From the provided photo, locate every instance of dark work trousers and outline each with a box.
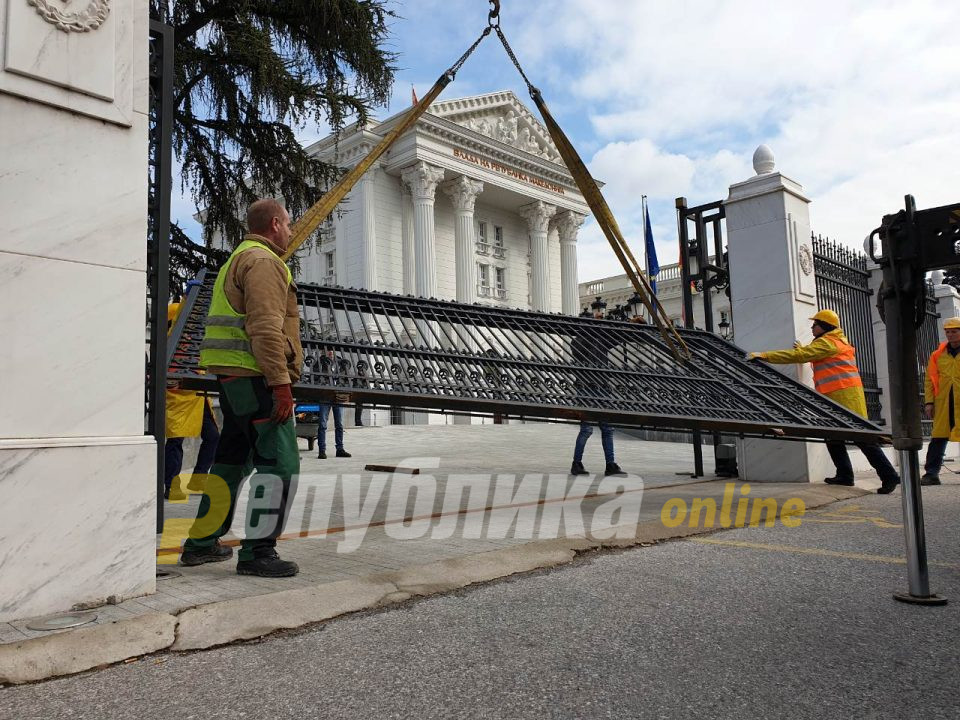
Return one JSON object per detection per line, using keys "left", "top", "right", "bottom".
{"left": 183, "top": 376, "right": 299, "bottom": 562}
{"left": 164, "top": 402, "right": 220, "bottom": 494}
{"left": 924, "top": 438, "right": 949, "bottom": 474}
{"left": 354, "top": 402, "right": 363, "bottom": 426}
{"left": 826, "top": 441, "right": 900, "bottom": 485}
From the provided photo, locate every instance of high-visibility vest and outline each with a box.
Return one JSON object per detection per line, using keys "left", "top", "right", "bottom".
{"left": 927, "top": 342, "right": 949, "bottom": 397}
{"left": 199, "top": 238, "right": 292, "bottom": 372}
{"left": 811, "top": 335, "right": 863, "bottom": 394}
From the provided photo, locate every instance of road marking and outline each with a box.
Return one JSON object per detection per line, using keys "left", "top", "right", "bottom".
{"left": 689, "top": 537, "right": 960, "bottom": 569}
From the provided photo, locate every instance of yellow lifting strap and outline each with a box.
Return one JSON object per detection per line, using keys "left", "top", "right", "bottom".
{"left": 281, "top": 6, "right": 690, "bottom": 361}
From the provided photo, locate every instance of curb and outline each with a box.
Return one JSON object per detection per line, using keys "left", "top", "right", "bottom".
{"left": 0, "top": 483, "right": 866, "bottom": 684}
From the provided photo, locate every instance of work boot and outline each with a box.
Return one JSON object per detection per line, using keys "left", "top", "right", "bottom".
{"left": 920, "top": 472, "right": 941, "bottom": 486}
{"left": 186, "top": 475, "right": 206, "bottom": 492}
{"left": 317, "top": 451, "right": 326, "bottom": 459}
{"left": 877, "top": 477, "right": 901, "bottom": 495}
{"left": 604, "top": 462, "right": 627, "bottom": 477}
{"left": 167, "top": 478, "right": 187, "bottom": 502}
{"left": 336, "top": 449, "right": 352, "bottom": 458}
{"left": 570, "top": 460, "right": 588, "bottom": 476}
{"left": 180, "top": 541, "right": 233, "bottom": 566}
{"left": 236, "top": 550, "right": 299, "bottom": 578}
{"left": 824, "top": 476, "right": 854, "bottom": 487}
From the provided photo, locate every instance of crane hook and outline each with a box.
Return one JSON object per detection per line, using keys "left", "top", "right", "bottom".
{"left": 488, "top": 0, "right": 501, "bottom": 27}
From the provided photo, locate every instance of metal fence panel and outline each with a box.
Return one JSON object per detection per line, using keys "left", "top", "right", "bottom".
{"left": 167, "top": 276, "right": 885, "bottom": 443}
{"left": 812, "top": 234, "right": 882, "bottom": 422}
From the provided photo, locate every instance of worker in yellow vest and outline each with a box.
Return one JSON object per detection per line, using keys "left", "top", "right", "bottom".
{"left": 164, "top": 302, "right": 219, "bottom": 501}
{"left": 920, "top": 316, "right": 960, "bottom": 486}
{"left": 748, "top": 309, "right": 900, "bottom": 494}
{"left": 180, "top": 198, "right": 304, "bottom": 578}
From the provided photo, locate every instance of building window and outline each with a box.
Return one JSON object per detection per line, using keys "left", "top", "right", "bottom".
{"left": 477, "top": 262, "right": 491, "bottom": 296}
{"left": 493, "top": 225, "right": 505, "bottom": 259}
{"left": 323, "top": 251, "right": 336, "bottom": 286}
{"left": 495, "top": 267, "right": 506, "bottom": 299}
{"left": 476, "top": 221, "right": 490, "bottom": 255}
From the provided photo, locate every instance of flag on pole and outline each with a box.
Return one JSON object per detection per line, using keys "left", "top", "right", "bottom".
{"left": 411, "top": 84, "right": 418, "bottom": 105}
{"left": 644, "top": 202, "right": 660, "bottom": 295}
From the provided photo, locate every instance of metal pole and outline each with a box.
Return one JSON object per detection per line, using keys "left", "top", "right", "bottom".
{"left": 880, "top": 195, "right": 945, "bottom": 605}
{"left": 676, "top": 197, "right": 703, "bottom": 477}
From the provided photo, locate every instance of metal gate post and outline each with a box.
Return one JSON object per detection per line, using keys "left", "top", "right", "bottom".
{"left": 878, "top": 195, "right": 946, "bottom": 605}
{"left": 148, "top": 20, "right": 174, "bottom": 534}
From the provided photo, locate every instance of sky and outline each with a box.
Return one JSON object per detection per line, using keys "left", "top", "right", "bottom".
{"left": 173, "top": 0, "right": 960, "bottom": 284}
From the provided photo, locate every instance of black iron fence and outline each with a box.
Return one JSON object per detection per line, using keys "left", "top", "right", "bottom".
{"left": 812, "top": 234, "right": 882, "bottom": 422}
{"left": 917, "top": 281, "right": 941, "bottom": 436}
{"left": 168, "top": 276, "right": 884, "bottom": 443}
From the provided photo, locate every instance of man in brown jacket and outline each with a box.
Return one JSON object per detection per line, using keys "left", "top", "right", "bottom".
{"left": 180, "top": 198, "right": 304, "bottom": 577}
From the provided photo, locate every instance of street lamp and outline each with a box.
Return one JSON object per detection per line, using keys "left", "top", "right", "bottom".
{"left": 590, "top": 295, "right": 607, "bottom": 317}
{"left": 627, "top": 291, "right": 645, "bottom": 321}
{"left": 718, "top": 310, "right": 732, "bottom": 340}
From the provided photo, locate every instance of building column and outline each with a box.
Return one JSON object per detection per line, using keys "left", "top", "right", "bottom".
{"left": 725, "top": 145, "right": 829, "bottom": 483}
{"left": 520, "top": 200, "right": 557, "bottom": 311}
{"left": 442, "top": 175, "right": 484, "bottom": 304}
{"left": 555, "top": 210, "right": 585, "bottom": 315}
{"left": 359, "top": 168, "right": 378, "bottom": 291}
{"left": 400, "top": 180, "right": 415, "bottom": 295}
{"left": 401, "top": 161, "right": 445, "bottom": 300}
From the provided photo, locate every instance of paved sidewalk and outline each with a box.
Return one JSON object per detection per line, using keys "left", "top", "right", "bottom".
{"left": 0, "top": 424, "right": 903, "bottom": 683}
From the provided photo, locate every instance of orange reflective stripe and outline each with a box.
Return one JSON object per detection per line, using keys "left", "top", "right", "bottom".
{"left": 811, "top": 336, "right": 862, "bottom": 395}
{"left": 927, "top": 342, "right": 948, "bottom": 397}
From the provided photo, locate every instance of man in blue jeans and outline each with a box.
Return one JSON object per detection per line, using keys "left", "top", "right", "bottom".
{"left": 569, "top": 299, "right": 627, "bottom": 477}
{"left": 317, "top": 400, "right": 351, "bottom": 459}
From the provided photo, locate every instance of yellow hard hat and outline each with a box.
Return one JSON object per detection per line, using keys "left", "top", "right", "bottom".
{"left": 810, "top": 309, "right": 840, "bottom": 327}
{"left": 943, "top": 317, "right": 960, "bottom": 330}
{"left": 167, "top": 302, "right": 182, "bottom": 324}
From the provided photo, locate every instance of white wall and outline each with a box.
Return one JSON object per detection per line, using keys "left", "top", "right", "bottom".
{"left": 0, "top": 0, "right": 155, "bottom": 622}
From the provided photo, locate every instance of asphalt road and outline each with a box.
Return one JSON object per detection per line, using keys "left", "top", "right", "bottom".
{"left": 3, "top": 486, "right": 959, "bottom": 720}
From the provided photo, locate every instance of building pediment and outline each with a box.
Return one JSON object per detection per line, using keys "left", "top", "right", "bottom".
{"left": 429, "top": 91, "right": 562, "bottom": 164}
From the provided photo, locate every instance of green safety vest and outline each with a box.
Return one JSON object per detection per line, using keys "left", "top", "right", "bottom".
{"left": 199, "top": 238, "right": 293, "bottom": 372}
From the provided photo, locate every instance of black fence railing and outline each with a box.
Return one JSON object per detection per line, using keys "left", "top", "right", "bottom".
{"left": 917, "top": 281, "right": 941, "bottom": 436}
{"left": 167, "top": 276, "right": 885, "bottom": 443}
{"left": 812, "top": 234, "right": 882, "bottom": 422}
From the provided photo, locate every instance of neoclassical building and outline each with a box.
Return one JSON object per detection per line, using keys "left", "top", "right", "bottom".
{"left": 294, "top": 91, "right": 591, "bottom": 314}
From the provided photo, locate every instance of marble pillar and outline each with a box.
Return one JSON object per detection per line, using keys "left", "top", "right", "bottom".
{"left": 400, "top": 181, "right": 415, "bottom": 295}
{"left": 359, "top": 169, "right": 378, "bottom": 291}
{"left": 0, "top": 0, "right": 155, "bottom": 622}
{"left": 442, "top": 176, "right": 484, "bottom": 304}
{"left": 401, "top": 161, "right": 445, "bottom": 300}
{"left": 520, "top": 200, "right": 557, "bottom": 312}
{"left": 555, "top": 211, "right": 585, "bottom": 315}
{"left": 725, "top": 145, "right": 829, "bottom": 482}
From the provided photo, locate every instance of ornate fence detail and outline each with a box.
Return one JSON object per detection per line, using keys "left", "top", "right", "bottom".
{"left": 917, "top": 281, "right": 941, "bottom": 436}
{"left": 812, "top": 234, "right": 882, "bottom": 422}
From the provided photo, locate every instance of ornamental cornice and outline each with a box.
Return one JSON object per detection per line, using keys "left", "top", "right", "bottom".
{"left": 519, "top": 200, "right": 558, "bottom": 234}
{"left": 441, "top": 176, "right": 484, "bottom": 213}
{"left": 400, "top": 161, "right": 445, "bottom": 201}
{"left": 554, "top": 210, "right": 586, "bottom": 243}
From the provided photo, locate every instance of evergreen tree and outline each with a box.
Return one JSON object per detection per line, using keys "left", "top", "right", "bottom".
{"left": 151, "top": 0, "right": 396, "bottom": 291}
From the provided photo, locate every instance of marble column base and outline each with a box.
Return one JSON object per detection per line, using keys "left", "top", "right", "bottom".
{"left": 0, "top": 438, "right": 156, "bottom": 623}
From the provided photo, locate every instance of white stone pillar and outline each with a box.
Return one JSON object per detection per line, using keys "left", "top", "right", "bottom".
{"left": 520, "top": 200, "right": 557, "bottom": 311}
{"left": 726, "top": 145, "right": 829, "bottom": 482}
{"left": 555, "top": 211, "right": 585, "bottom": 315}
{"left": 442, "top": 176, "right": 484, "bottom": 304}
{"left": 400, "top": 181, "right": 415, "bottom": 295}
{"left": 868, "top": 263, "right": 892, "bottom": 429}
{"left": 359, "top": 169, "right": 378, "bottom": 291}
{"left": 0, "top": 0, "right": 155, "bottom": 622}
{"left": 401, "top": 161, "right": 445, "bottom": 300}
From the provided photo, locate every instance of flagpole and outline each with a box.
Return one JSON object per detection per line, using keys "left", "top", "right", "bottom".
{"left": 642, "top": 194, "right": 650, "bottom": 320}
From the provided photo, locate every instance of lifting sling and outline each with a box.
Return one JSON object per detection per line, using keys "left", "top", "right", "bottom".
{"left": 282, "top": 1, "right": 690, "bottom": 361}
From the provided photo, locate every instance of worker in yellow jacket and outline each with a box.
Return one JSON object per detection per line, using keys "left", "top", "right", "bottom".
{"left": 165, "top": 302, "right": 220, "bottom": 501}
{"left": 920, "top": 316, "right": 960, "bottom": 486}
{"left": 748, "top": 309, "right": 900, "bottom": 494}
